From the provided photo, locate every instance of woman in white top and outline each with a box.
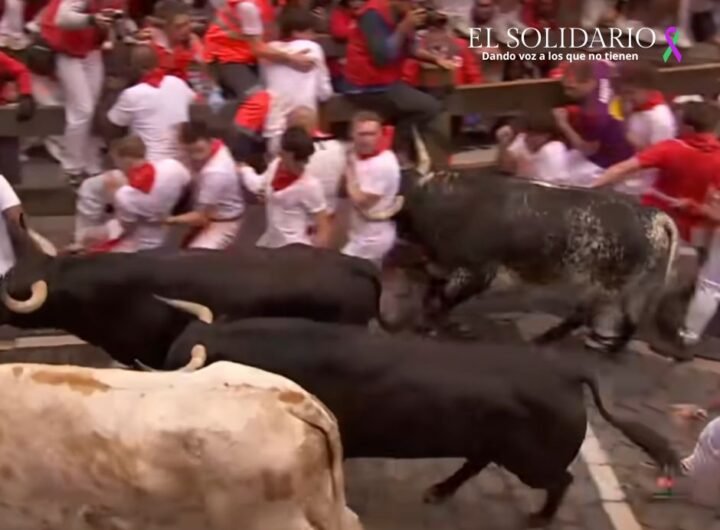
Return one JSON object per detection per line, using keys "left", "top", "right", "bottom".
{"left": 239, "top": 126, "right": 332, "bottom": 249}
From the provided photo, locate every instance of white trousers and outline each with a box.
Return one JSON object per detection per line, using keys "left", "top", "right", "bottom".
{"left": 56, "top": 51, "right": 104, "bottom": 175}
{"left": 342, "top": 225, "right": 396, "bottom": 267}
{"left": 681, "top": 417, "right": 720, "bottom": 507}
{"left": 682, "top": 229, "right": 720, "bottom": 343}
{"left": 74, "top": 171, "right": 126, "bottom": 245}
{"left": 186, "top": 220, "right": 242, "bottom": 250}
{"left": 0, "top": 0, "right": 24, "bottom": 37}
{"left": 29, "top": 73, "right": 67, "bottom": 167}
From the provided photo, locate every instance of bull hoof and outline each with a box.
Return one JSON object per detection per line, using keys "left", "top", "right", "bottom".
{"left": 422, "top": 485, "right": 449, "bottom": 504}
{"left": 526, "top": 513, "right": 551, "bottom": 528}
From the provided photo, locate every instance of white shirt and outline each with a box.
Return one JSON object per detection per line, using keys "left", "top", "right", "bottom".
{"left": 194, "top": 144, "right": 245, "bottom": 220}
{"left": 262, "top": 39, "right": 333, "bottom": 140}
{"left": 306, "top": 138, "right": 347, "bottom": 214}
{"left": 347, "top": 150, "right": 400, "bottom": 243}
{"left": 622, "top": 103, "right": 677, "bottom": 194}
{"left": 509, "top": 136, "right": 571, "bottom": 184}
{"left": 114, "top": 159, "right": 192, "bottom": 251}
{"left": 240, "top": 159, "right": 327, "bottom": 248}
{"left": 108, "top": 75, "right": 196, "bottom": 162}
{"left": 0, "top": 176, "right": 20, "bottom": 276}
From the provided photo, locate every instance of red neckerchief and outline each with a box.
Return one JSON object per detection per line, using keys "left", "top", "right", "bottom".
{"left": 201, "top": 139, "right": 224, "bottom": 168}
{"left": 356, "top": 125, "right": 394, "bottom": 160}
{"left": 634, "top": 90, "right": 665, "bottom": 112}
{"left": 271, "top": 162, "right": 302, "bottom": 192}
{"left": 127, "top": 162, "right": 156, "bottom": 194}
{"left": 140, "top": 68, "right": 166, "bottom": 88}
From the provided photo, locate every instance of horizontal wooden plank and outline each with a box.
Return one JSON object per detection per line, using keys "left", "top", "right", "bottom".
{"left": 0, "top": 105, "right": 65, "bottom": 136}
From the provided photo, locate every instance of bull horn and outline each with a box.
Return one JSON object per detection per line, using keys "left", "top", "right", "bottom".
{"left": 179, "top": 344, "right": 207, "bottom": 372}
{"left": 135, "top": 359, "right": 161, "bottom": 372}
{"left": 135, "top": 344, "right": 207, "bottom": 372}
{"left": 412, "top": 126, "right": 431, "bottom": 176}
{"left": 362, "top": 195, "right": 405, "bottom": 221}
{"left": 28, "top": 230, "right": 57, "bottom": 257}
{"left": 153, "top": 296, "right": 214, "bottom": 324}
{"left": 1, "top": 280, "right": 48, "bottom": 314}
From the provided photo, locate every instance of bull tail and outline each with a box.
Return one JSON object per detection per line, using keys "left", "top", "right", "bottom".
{"left": 657, "top": 212, "right": 679, "bottom": 288}
{"left": 579, "top": 374, "right": 681, "bottom": 474}
{"left": 283, "top": 394, "right": 355, "bottom": 528}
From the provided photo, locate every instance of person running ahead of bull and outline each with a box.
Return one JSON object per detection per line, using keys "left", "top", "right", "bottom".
{"left": 166, "top": 120, "right": 245, "bottom": 250}
{"left": 342, "top": 110, "right": 401, "bottom": 266}
{"left": 239, "top": 126, "right": 332, "bottom": 249}
{"left": 341, "top": 0, "right": 455, "bottom": 169}
{"left": 83, "top": 135, "right": 191, "bottom": 253}
{"left": 592, "top": 102, "right": 720, "bottom": 361}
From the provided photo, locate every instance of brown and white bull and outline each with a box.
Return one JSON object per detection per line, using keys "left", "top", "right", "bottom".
{"left": 0, "top": 361, "right": 362, "bottom": 530}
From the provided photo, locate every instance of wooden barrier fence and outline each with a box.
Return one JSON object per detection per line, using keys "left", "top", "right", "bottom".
{"left": 4, "top": 62, "right": 720, "bottom": 216}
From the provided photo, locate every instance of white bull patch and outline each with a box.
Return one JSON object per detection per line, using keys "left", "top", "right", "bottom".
{"left": 0, "top": 362, "right": 362, "bottom": 530}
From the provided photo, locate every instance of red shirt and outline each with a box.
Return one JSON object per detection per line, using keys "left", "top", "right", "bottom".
{"left": 638, "top": 134, "right": 720, "bottom": 241}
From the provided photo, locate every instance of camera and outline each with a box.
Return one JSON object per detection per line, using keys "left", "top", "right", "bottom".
{"left": 415, "top": 0, "right": 448, "bottom": 28}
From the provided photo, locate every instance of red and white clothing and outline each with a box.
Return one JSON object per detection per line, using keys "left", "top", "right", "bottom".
{"left": 240, "top": 158, "right": 327, "bottom": 248}
{"left": 146, "top": 27, "right": 204, "bottom": 82}
{"left": 620, "top": 91, "right": 676, "bottom": 195}
{"left": 203, "top": 0, "right": 264, "bottom": 65}
{"left": 342, "top": 149, "right": 401, "bottom": 265}
{"left": 638, "top": 133, "right": 720, "bottom": 243}
{"left": 107, "top": 71, "right": 196, "bottom": 162}
{"left": 261, "top": 38, "right": 333, "bottom": 147}
{"left": 185, "top": 140, "right": 244, "bottom": 250}
{"left": 42, "top": 0, "right": 107, "bottom": 176}
{"left": 97, "top": 159, "right": 191, "bottom": 253}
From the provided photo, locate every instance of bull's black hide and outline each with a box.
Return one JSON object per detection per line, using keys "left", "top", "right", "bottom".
{"left": 395, "top": 170, "right": 678, "bottom": 351}
{"left": 161, "top": 317, "right": 680, "bottom": 526}
{"left": 0, "top": 245, "right": 381, "bottom": 367}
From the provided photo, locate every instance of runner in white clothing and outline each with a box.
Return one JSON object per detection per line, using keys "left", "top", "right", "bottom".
{"left": 240, "top": 126, "right": 331, "bottom": 249}
{"left": 497, "top": 113, "right": 571, "bottom": 185}
{"left": 83, "top": 135, "right": 191, "bottom": 253}
{"left": 342, "top": 111, "right": 400, "bottom": 266}
{"left": 261, "top": 8, "right": 333, "bottom": 152}
{"left": 166, "top": 121, "right": 244, "bottom": 250}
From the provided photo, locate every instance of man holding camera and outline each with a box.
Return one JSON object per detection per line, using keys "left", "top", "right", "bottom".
{"left": 343, "top": 0, "right": 455, "bottom": 169}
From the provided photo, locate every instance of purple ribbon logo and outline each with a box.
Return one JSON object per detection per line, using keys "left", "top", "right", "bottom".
{"left": 663, "top": 26, "right": 682, "bottom": 63}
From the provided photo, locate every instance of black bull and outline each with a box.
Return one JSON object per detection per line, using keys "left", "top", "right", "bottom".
{"left": 153, "top": 315, "right": 680, "bottom": 527}
{"left": 388, "top": 166, "right": 679, "bottom": 351}
{"left": 0, "top": 244, "right": 381, "bottom": 367}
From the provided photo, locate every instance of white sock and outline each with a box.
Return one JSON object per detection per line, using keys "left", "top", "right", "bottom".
{"left": 681, "top": 282, "right": 720, "bottom": 343}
